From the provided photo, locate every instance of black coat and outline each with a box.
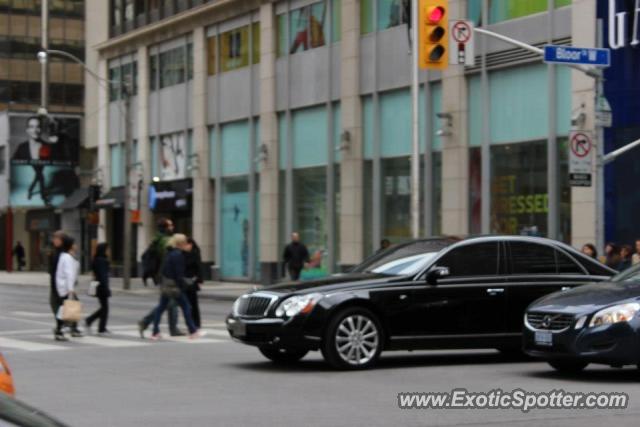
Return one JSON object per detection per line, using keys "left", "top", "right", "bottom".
{"left": 283, "top": 242, "right": 310, "bottom": 271}
{"left": 184, "top": 247, "right": 203, "bottom": 284}
{"left": 92, "top": 256, "right": 111, "bottom": 298}
{"left": 49, "top": 248, "right": 62, "bottom": 295}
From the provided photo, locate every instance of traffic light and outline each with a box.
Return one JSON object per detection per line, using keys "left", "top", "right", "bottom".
{"left": 419, "top": 0, "right": 449, "bottom": 70}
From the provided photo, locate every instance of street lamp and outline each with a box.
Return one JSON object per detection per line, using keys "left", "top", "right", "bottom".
{"left": 37, "top": 49, "right": 135, "bottom": 290}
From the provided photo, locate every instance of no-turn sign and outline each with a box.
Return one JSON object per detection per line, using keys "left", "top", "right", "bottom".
{"left": 449, "top": 20, "right": 475, "bottom": 66}
{"left": 569, "top": 131, "right": 593, "bottom": 187}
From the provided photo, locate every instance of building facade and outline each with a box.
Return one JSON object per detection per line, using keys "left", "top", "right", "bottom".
{"left": 85, "top": 0, "right": 613, "bottom": 284}
{"left": 0, "top": 0, "right": 87, "bottom": 271}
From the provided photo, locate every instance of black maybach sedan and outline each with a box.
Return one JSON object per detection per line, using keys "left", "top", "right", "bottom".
{"left": 524, "top": 265, "right": 640, "bottom": 373}
{"left": 227, "top": 236, "right": 615, "bottom": 369}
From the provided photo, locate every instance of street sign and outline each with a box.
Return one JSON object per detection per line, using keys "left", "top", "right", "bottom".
{"left": 595, "top": 95, "right": 613, "bottom": 127}
{"left": 544, "top": 45, "right": 610, "bottom": 67}
{"left": 449, "top": 20, "right": 475, "bottom": 66}
{"left": 569, "top": 131, "right": 593, "bottom": 187}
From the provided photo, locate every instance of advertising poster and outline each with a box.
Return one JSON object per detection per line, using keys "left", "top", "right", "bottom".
{"left": 159, "top": 132, "right": 187, "bottom": 181}
{"left": 9, "top": 115, "right": 80, "bottom": 207}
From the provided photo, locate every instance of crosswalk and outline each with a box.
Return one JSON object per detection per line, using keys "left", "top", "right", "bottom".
{"left": 0, "top": 323, "right": 232, "bottom": 353}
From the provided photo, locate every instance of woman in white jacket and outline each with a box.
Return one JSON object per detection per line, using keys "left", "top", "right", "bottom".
{"left": 54, "top": 236, "right": 82, "bottom": 340}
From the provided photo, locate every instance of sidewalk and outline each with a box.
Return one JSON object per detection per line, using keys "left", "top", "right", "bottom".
{"left": 0, "top": 271, "right": 257, "bottom": 302}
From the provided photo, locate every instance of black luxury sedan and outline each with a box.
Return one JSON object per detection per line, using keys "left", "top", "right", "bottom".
{"left": 227, "top": 236, "right": 615, "bottom": 369}
{"left": 524, "top": 264, "right": 640, "bottom": 373}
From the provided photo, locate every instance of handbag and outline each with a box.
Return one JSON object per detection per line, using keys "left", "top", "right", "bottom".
{"left": 88, "top": 281, "right": 100, "bottom": 297}
{"left": 160, "top": 278, "right": 181, "bottom": 299}
{"left": 60, "top": 298, "right": 83, "bottom": 323}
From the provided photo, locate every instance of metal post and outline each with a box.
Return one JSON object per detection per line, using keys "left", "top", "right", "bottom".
{"left": 122, "top": 81, "right": 133, "bottom": 290}
{"left": 410, "top": 0, "right": 420, "bottom": 239}
{"left": 547, "top": 0, "right": 558, "bottom": 240}
{"left": 423, "top": 75, "right": 433, "bottom": 237}
{"left": 480, "top": 0, "right": 490, "bottom": 234}
{"left": 40, "top": 0, "right": 49, "bottom": 112}
{"left": 595, "top": 19, "right": 605, "bottom": 254}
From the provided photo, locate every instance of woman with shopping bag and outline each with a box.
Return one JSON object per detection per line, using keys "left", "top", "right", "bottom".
{"left": 54, "top": 236, "right": 83, "bottom": 340}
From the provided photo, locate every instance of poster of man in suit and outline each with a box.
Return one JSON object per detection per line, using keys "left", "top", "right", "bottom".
{"left": 9, "top": 114, "right": 80, "bottom": 207}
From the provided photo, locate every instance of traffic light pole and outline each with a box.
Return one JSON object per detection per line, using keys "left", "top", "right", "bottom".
{"left": 40, "top": 0, "right": 49, "bottom": 114}
{"left": 122, "top": 81, "right": 133, "bottom": 290}
{"left": 411, "top": 0, "right": 420, "bottom": 239}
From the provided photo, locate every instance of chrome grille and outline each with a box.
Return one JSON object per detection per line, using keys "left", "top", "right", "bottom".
{"left": 526, "top": 312, "right": 574, "bottom": 331}
{"left": 236, "top": 295, "right": 274, "bottom": 317}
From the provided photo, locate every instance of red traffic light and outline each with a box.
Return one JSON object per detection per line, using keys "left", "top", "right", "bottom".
{"left": 427, "top": 6, "right": 445, "bottom": 23}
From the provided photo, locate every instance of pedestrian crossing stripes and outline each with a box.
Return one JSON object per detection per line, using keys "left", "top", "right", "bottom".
{"left": 0, "top": 325, "right": 231, "bottom": 353}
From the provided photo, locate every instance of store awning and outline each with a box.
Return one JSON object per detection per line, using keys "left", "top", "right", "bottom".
{"left": 96, "top": 187, "right": 125, "bottom": 209}
{"left": 58, "top": 187, "right": 90, "bottom": 210}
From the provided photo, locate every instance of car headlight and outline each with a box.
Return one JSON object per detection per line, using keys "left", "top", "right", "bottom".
{"left": 589, "top": 303, "right": 640, "bottom": 328}
{"left": 275, "top": 293, "right": 323, "bottom": 318}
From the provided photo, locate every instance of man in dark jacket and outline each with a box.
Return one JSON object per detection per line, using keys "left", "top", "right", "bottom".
{"left": 13, "top": 242, "right": 25, "bottom": 271}
{"left": 282, "top": 232, "right": 310, "bottom": 281}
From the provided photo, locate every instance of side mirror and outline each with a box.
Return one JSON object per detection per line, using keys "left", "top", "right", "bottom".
{"left": 426, "top": 266, "right": 450, "bottom": 286}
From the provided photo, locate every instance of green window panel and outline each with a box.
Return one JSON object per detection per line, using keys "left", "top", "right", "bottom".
{"left": 221, "top": 120, "right": 250, "bottom": 176}
{"left": 430, "top": 83, "right": 443, "bottom": 151}
{"left": 150, "top": 137, "right": 159, "bottom": 180}
{"left": 378, "top": 0, "right": 408, "bottom": 31}
{"left": 208, "top": 129, "right": 217, "bottom": 178}
{"left": 360, "top": 0, "right": 374, "bottom": 34}
{"left": 362, "top": 95, "right": 374, "bottom": 159}
{"left": 332, "top": 0, "right": 342, "bottom": 42}
{"left": 490, "top": 0, "right": 572, "bottom": 24}
{"left": 468, "top": 75, "right": 482, "bottom": 147}
{"left": 380, "top": 89, "right": 411, "bottom": 158}
{"left": 110, "top": 144, "right": 124, "bottom": 187}
{"left": 333, "top": 102, "right": 341, "bottom": 162}
{"left": 292, "top": 105, "right": 328, "bottom": 168}
{"left": 253, "top": 118, "right": 261, "bottom": 173}
{"left": 278, "top": 112, "right": 287, "bottom": 170}
{"left": 556, "top": 66, "right": 571, "bottom": 136}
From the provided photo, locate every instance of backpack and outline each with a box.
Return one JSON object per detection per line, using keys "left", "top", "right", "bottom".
{"left": 141, "top": 237, "right": 164, "bottom": 276}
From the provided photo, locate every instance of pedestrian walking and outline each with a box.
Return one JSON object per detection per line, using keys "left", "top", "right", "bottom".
{"left": 13, "top": 241, "right": 25, "bottom": 271}
{"left": 377, "top": 239, "right": 391, "bottom": 253}
{"left": 618, "top": 245, "right": 633, "bottom": 271}
{"left": 54, "top": 236, "right": 82, "bottom": 340}
{"left": 149, "top": 234, "right": 204, "bottom": 340}
{"left": 581, "top": 243, "right": 598, "bottom": 260}
{"left": 184, "top": 237, "right": 203, "bottom": 329}
{"left": 632, "top": 239, "right": 640, "bottom": 265}
{"left": 138, "top": 218, "right": 184, "bottom": 337}
{"left": 601, "top": 243, "right": 621, "bottom": 270}
{"left": 282, "top": 232, "right": 310, "bottom": 281}
{"left": 85, "top": 243, "right": 112, "bottom": 335}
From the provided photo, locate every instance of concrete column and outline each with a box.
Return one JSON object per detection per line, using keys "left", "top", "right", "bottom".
{"left": 259, "top": 2, "right": 280, "bottom": 284}
{"left": 570, "top": 0, "right": 597, "bottom": 248}
{"left": 97, "top": 57, "right": 109, "bottom": 243}
{"left": 440, "top": 0, "right": 469, "bottom": 236}
{"left": 136, "top": 45, "right": 153, "bottom": 260}
{"left": 339, "top": 0, "right": 364, "bottom": 268}
{"left": 191, "top": 26, "right": 215, "bottom": 265}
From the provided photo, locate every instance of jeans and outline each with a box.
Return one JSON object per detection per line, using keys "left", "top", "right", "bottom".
{"left": 152, "top": 291, "right": 197, "bottom": 335}
{"left": 142, "top": 298, "right": 178, "bottom": 333}
{"left": 86, "top": 296, "right": 109, "bottom": 332}
{"left": 288, "top": 267, "right": 302, "bottom": 281}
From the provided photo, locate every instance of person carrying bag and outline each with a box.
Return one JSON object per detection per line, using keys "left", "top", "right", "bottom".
{"left": 55, "top": 236, "right": 83, "bottom": 339}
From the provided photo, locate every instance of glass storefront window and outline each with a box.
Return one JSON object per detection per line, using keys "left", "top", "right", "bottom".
{"left": 252, "top": 22, "right": 261, "bottom": 65}
{"left": 382, "top": 157, "right": 411, "bottom": 243}
{"left": 277, "top": 14, "right": 288, "bottom": 57}
{"left": 220, "top": 26, "right": 249, "bottom": 72}
{"left": 293, "top": 167, "right": 328, "bottom": 280}
{"left": 221, "top": 177, "right": 251, "bottom": 278}
{"left": 332, "top": 0, "right": 341, "bottom": 42}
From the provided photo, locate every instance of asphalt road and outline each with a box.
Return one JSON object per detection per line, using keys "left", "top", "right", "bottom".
{"left": 1, "top": 283, "right": 640, "bottom": 427}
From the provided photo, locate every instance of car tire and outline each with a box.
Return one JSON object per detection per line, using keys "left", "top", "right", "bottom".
{"left": 547, "top": 360, "right": 589, "bottom": 373}
{"left": 258, "top": 347, "right": 308, "bottom": 364}
{"left": 322, "top": 307, "right": 383, "bottom": 370}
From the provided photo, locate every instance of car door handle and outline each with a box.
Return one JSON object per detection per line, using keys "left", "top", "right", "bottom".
{"left": 486, "top": 288, "right": 504, "bottom": 294}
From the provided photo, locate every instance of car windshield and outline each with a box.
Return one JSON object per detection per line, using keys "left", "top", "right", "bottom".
{"left": 612, "top": 264, "right": 640, "bottom": 283}
{"left": 368, "top": 252, "right": 439, "bottom": 276}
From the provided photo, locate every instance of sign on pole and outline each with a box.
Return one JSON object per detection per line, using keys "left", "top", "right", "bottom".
{"left": 543, "top": 45, "right": 610, "bottom": 67}
{"left": 569, "top": 131, "right": 593, "bottom": 187}
{"left": 449, "top": 20, "right": 475, "bottom": 66}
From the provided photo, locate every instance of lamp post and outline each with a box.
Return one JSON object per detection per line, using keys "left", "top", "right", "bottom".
{"left": 37, "top": 49, "right": 134, "bottom": 289}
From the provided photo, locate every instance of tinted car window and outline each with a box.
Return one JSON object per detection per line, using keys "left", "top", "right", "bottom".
{"left": 509, "top": 242, "right": 557, "bottom": 274}
{"left": 436, "top": 242, "right": 499, "bottom": 277}
{"left": 580, "top": 257, "right": 616, "bottom": 276}
{"left": 555, "top": 250, "right": 584, "bottom": 274}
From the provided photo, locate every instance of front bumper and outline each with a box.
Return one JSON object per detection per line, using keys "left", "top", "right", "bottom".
{"left": 226, "top": 315, "right": 322, "bottom": 351}
{"left": 523, "top": 319, "right": 640, "bottom": 366}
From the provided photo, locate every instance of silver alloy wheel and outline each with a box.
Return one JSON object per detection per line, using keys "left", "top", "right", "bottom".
{"left": 335, "top": 314, "right": 379, "bottom": 366}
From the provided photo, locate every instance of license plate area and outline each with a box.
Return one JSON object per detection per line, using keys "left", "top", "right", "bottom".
{"left": 229, "top": 321, "right": 246, "bottom": 337}
{"left": 535, "top": 331, "right": 553, "bottom": 347}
